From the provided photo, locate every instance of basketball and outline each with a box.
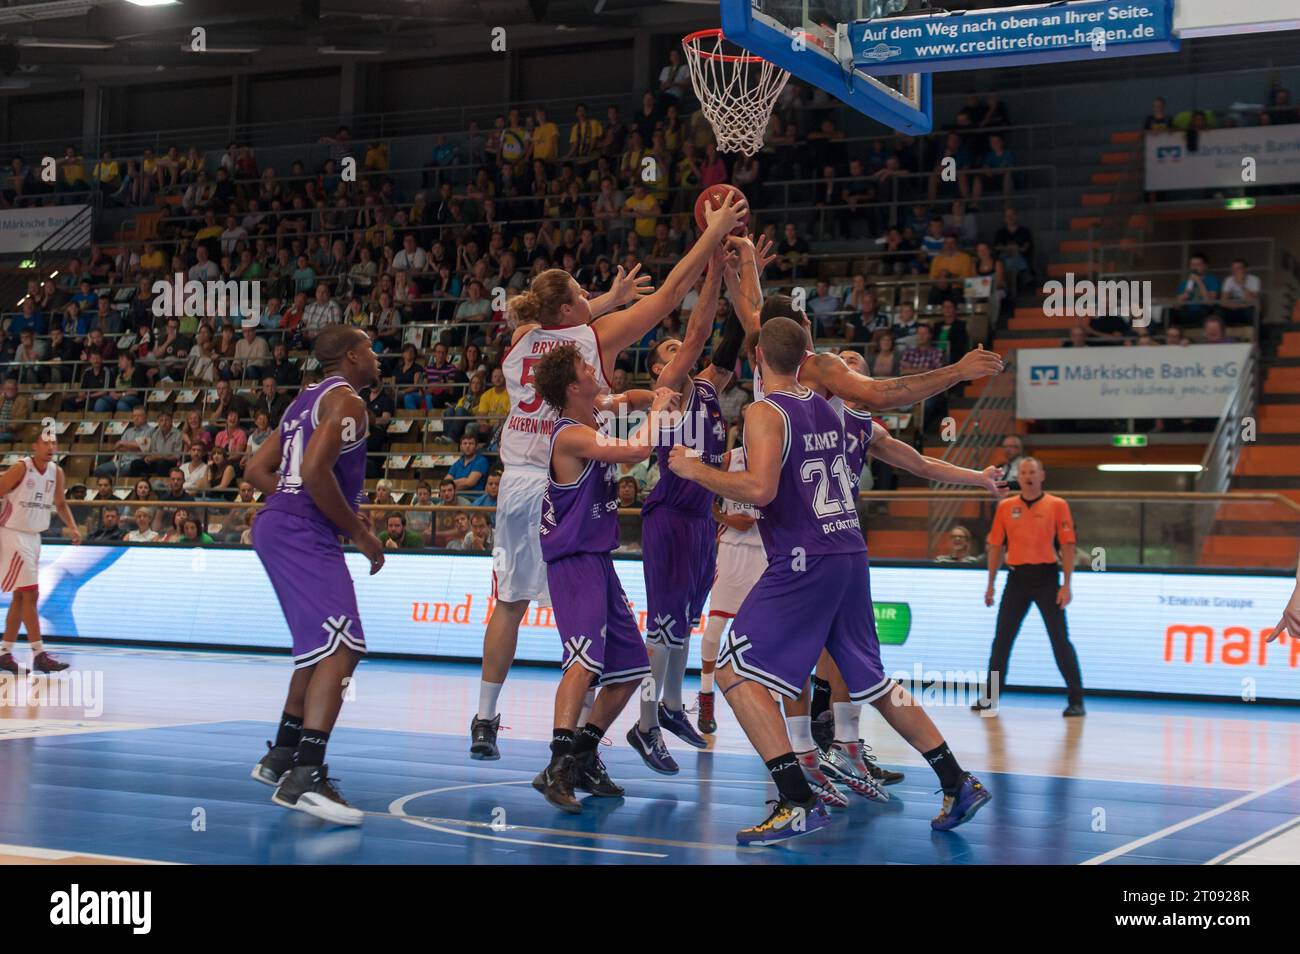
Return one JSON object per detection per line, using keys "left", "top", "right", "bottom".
{"left": 694, "top": 183, "right": 749, "bottom": 234}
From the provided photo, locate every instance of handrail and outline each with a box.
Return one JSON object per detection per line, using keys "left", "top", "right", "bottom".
{"left": 1196, "top": 348, "right": 1257, "bottom": 495}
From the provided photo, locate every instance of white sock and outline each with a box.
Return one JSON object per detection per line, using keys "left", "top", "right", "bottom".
{"left": 29, "top": 639, "right": 44, "bottom": 654}
{"left": 1, "top": 640, "right": 14, "bottom": 655}
{"left": 477, "top": 681, "right": 503, "bottom": 720}
{"left": 833, "top": 702, "right": 861, "bottom": 744}
{"left": 662, "top": 645, "right": 688, "bottom": 711}
{"left": 639, "top": 646, "right": 672, "bottom": 732}
{"left": 577, "top": 686, "right": 597, "bottom": 727}
{"left": 700, "top": 616, "right": 726, "bottom": 693}
{"left": 786, "top": 715, "right": 814, "bottom": 753}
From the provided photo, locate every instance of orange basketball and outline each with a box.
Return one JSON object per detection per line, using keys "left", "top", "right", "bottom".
{"left": 693, "top": 183, "right": 749, "bottom": 234}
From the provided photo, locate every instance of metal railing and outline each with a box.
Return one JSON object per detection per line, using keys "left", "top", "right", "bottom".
{"left": 1196, "top": 349, "right": 1258, "bottom": 496}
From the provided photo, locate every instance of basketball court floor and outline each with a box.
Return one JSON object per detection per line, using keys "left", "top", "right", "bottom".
{"left": 1, "top": 644, "right": 1297, "bottom": 865}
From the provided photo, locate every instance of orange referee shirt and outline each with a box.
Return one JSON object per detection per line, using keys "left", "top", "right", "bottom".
{"left": 987, "top": 493, "right": 1075, "bottom": 566}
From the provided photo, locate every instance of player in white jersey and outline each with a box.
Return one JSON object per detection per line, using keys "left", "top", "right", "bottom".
{"left": 696, "top": 446, "right": 766, "bottom": 734}
{"left": 0, "top": 434, "right": 82, "bottom": 675}
{"left": 470, "top": 190, "right": 750, "bottom": 760}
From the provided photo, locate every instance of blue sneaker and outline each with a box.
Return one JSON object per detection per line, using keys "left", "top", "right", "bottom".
{"left": 737, "top": 797, "right": 831, "bottom": 847}
{"left": 658, "top": 703, "right": 708, "bottom": 749}
{"left": 931, "top": 773, "right": 992, "bottom": 831}
{"left": 626, "top": 725, "right": 679, "bottom": 775}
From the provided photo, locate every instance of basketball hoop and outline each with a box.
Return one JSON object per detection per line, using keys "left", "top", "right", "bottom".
{"left": 682, "top": 28, "right": 791, "bottom": 157}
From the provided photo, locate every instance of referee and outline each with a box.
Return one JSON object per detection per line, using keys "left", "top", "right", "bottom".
{"left": 980, "top": 457, "right": 1086, "bottom": 717}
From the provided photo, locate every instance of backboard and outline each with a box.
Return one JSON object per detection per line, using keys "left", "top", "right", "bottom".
{"left": 719, "top": 0, "right": 933, "bottom": 134}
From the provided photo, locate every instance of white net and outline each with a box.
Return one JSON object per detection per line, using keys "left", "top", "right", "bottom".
{"left": 683, "top": 29, "right": 791, "bottom": 157}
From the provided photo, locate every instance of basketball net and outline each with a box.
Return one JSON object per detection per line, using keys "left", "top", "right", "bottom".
{"left": 682, "top": 28, "right": 790, "bottom": 157}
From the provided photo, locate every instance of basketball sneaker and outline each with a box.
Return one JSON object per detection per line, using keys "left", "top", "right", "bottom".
{"left": 820, "top": 744, "right": 889, "bottom": 802}
{"left": 32, "top": 652, "right": 68, "bottom": 673}
{"left": 836, "top": 739, "right": 904, "bottom": 785}
{"left": 272, "top": 765, "right": 364, "bottom": 826}
{"left": 573, "top": 750, "right": 624, "bottom": 797}
{"left": 658, "top": 702, "right": 708, "bottom": 749}
{"left": 0, "top": 652, "right": 20, "bottom": 675}
{"left": 796, "top": 749, "right": 849, "bottom": 808}
{"left": 626, "top": 724, "right": 679, "bottom": 775}
{"left": 696, "top": 690, "right": 716, "bottom": 734}
{"left": 736, "top": 797, "right": 831, "bottom": 847}
{"left": 811, "top": 710, "right": 835, "bottom": 752}
{"left": 252, "top": 741, "right": 296, "bottom": 787}
{"left": 469, "top": 714, "right": 500, "bottom": 761}
{"left": 532, "top": 754, "right": 581, "bottom": 814}
{"left": 931, "top": 773, "right": 992, "bottom": 832}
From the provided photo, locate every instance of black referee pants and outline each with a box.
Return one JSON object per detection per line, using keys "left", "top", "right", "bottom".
{"left": 986, "top": 564, "right": 1084, "bottom": 705}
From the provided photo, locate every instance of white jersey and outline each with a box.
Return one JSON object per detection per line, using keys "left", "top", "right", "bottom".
{"left": 716, "top": 449, "right": 763, "bottom": 549}
{"left": 499, "top": 323, "right": 607, "bottom": 470}
{"left": 0, "top": 457, "right": 57, "bottom": 534}
{"left": 753, "top": 350, "right": 844, "bottom": 418}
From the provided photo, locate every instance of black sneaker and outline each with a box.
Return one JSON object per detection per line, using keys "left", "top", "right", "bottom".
{"left": 251, "top": 741, "right": 296, "bottom": 787}
{"left": 0, "top": 653, "right": 20, "bottom": 675}
{"left": 469, "top": 714, "right": 501, "bottom": 760}
{"left": 856, "top": 740, "right": 904, "bottom": 785}
{"left": 272, "top": 764, "right": 363, "bottom": 826}
{"left": 32, "top": 652, "right": 68, "bottom": 673}
{"left": 532, "top": 754, "right": 581, "bottom": 813}
{"left": 1063, "top": 702, "right": 1086, "bottom": 717}
{"left": 573, "top": 750, "right": 624, "bottom": 797}
{"left": 811, "top": 710, "right": 835, "bottom": 753}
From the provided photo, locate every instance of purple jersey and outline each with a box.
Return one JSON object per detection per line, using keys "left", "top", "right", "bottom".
{"left": 540, "top": 418, "right": 619, "bottom": 562}
{"left": 754, "top": 388, "right": 865, "bottom": 560}
{"left": 643, "top": 378, "right": 727, "bottom": 517}
{"left": 260, "top": 375, "right": 368, "bottom": 535}
{"left": 841, "top": 406, "right": 875, "bottom": 492}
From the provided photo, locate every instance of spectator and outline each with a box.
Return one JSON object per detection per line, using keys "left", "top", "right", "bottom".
{"left": 936, "top": 525, "right": 980, "bottom": 564}
{"left": 87, "top": 508, "right": 125, "bottom": 542}
{"left": 808, "top": 280, "right": 841, "bottom": 338}
{"left": 930, "top": 234, "right": 975, "bottom": 283}
{"left": 181, "top": 410, "right": 213, "bottom": 454}
{"left": 1173, "top": 253, "right": 1220, "bottom": 326}
{"left": 1203, "top": 315, "right": 1235, "bottom": 344}
{"left": 900, "top": 324, "right": 949, "bottom": 431}
{"left": 411, "top": 341, "right": 466, "bottom": 410}
{"left": 160, "top": 507, "right": 190, "bottom": 543}
{"left": 454, "top": 512, "right": 494, "bottom": 553}
{"left": 206, "top": 447, "right": 238, "bottom": 492}
{"left": 143, "top": 410, "right": 183, "bottom": 476}
{"left": 994, "top": 207, "right": 1035, "bottom": 296}
{"left": 406, "top": 482, "right": 435, "bottom": 541}
{"left": 1219, "top": 258, "right": 1261, "bottom": 326}
{"left": 1144, "top": 97, "right": 1173, "bottom": 132}
{"left": 935, "top": 300, "right": 970, "bottom": 362}
{"left": 214, "top": 410, "right": 248, "bottom": 457}
{"left": 179, "top": 517, "right": 213, "bottom": 546}
{"left": 1063, "top": 325, "right": 1090, "bottom": 348}
{"left": 180, "top": 443, "right": 211, "bottom": 492}
{"left": 448, "top": 433, "right": 489, "bottom": 496}
{"left": 657, "top": 49, "right": 691, "bottom": 109}
{"left": 68, "top": 351, "right": 112, "bottom": 413}
{"left": 251, "top": 377, "right": 290, "bottom": 425}
{"left": 997, "top": 434, "right": 1025, "bottom": 489}
{"left": 868, "top": 333, "right": 901, "bottom": 378}
{"left": 891, "top": 302, "right": 921, "bottom": 349}
{"left": 0, "top": 378, "right": 31, "bottom": 443}
{"left": 95, "top": 405, "right": 153, "bottom": 478}
{"left": 565, "top": 103, "right": 603, "bottom": 165}
{"left": 302, "top": 282, "right": 342, "bottom": 342}
{"left": 775, "top": 222, "right": 810, "bottom": 280}
{"left": 233, "top": 326, "right": 271, "bottom": 381}
{"left": 212, "top": 379, "right": 251, "bottom": 423}
{"left": 380, "top": 512, "right": 424, "bottom": 550}
{"left": 124, "top": 507, "right": 160, "bottom": 542}
{"left": 616, "top": 476, "right": 642, "bottom": 553}
{"left": 470, "top": 470, "right": 501, "bottom": 511}
{"left": 1165, "top": 325, "right": 1189, "bottom": 347}
{"left": 476, "top": 367, "right": 510, "bottom": 422}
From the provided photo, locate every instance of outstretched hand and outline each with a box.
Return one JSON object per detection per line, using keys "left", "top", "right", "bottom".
{"left": 956, "top": 345, "right": 1004, "bottom": 382}
{"left": 609, "top": 263, "right": 653, "bottom": 306}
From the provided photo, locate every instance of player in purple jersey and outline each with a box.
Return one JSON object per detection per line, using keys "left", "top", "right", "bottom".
{"left": 807, "top": 350, "right": 1007, "bottom": 808}
{"left": 529, "top": 342, "right": 679, "bottom": 813}
{"left": 244, "top": 326, "right": 386, "bottom": 826}
{"left": 631, "top": 246, "right": 749, "bottom": 769}
{"left": 669, "top": 318, "right": 991, "bottom": 844}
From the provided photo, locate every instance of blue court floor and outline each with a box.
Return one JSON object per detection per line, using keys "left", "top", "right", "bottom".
{"left": 0, "top": 648, "right": 1297, "bottom": 865}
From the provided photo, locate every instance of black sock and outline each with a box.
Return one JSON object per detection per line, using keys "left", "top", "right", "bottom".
{"left": 572, "top": 723, "right": 603, "bottom": 756}
{"left": 295, "top": 728, "right": 330, "bottom": 767}
{"left": 810, "top": 677, "right": 832, "bottom": 722}
{"left": 275, "top": 711, "right": 304, "bottom": 749}
{"left": 550, "top": 728, "right": 575, "bottom": 758}
{"left": 923, "top": 742, "right": 965, "bottom": 794}
{"left": 766, "top": 752, "right": 814, "bottom": 805}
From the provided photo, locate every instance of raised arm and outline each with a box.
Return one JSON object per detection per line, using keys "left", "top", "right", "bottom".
{"left": 556, "top": 388, "right": 678, "bottom": 465}
{"left": 666, "top": 400, "right": 782, "bottom": 506}
{"left": 809, "top": 346, "right": 1003, "bottom": 412}
{"left": 592, "top": 192, "right": 748, "bottom": 362}
{"left": 721, "top": 233, "right": 774, "bottom": 334}
{"left": 868, "top": 429, "right": 1006, "bottom": 495}
{"left": 656, "top": 249, "right": 728, "bottom": 395}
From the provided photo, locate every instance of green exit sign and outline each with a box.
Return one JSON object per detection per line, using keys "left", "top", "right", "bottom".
{"left": 1113, "top": 434, "right": 1148, "bottom": 447}
{"left": 1224, "top": 197, "right": 1255, "bottom": 211}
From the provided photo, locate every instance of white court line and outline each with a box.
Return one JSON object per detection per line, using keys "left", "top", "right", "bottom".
{"left": 1204, "top": 815, "right": 1300, "bottom": 865}
{"left": 1080, "top": 771, "right": 1300, "bottom": 865}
